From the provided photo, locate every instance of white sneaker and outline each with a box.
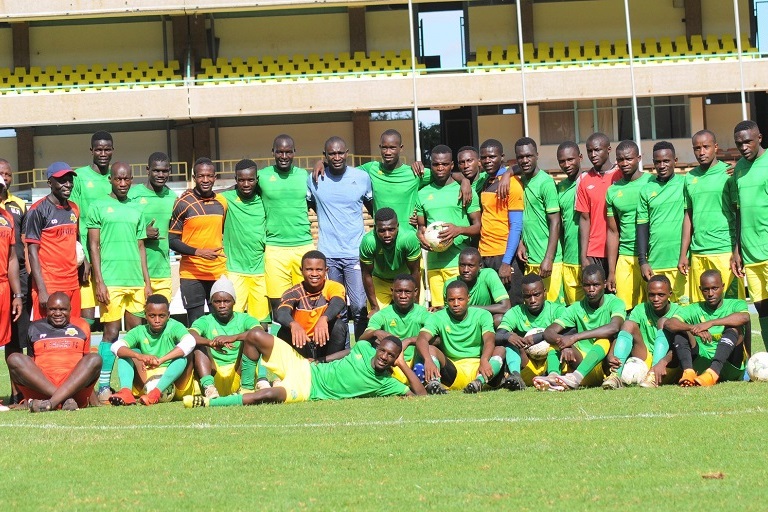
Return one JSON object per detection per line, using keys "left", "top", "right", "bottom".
{"left": 203, "top": 385, "right": 220, "bottom": 399}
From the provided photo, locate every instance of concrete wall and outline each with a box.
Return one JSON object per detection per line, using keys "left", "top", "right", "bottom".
{"left": 477, "top": 114, "right": 524, "bottom": 160}
{"left": 366, "top": 9, "right": 411, "bottom": 54}
{"left": 368, "top": 119, "right": 416, "bottom": 161}
{"left": 0, "top": 138, "right": 17, "bottom": 171}
{"left": 468, "top": 4, "right": 517, "bottom": 51}
{"left": 705, "top": 103, "right": 749, "bottom": 149}
{"left": 702, "top": 0, "right": 751, "bottom": 39}
{"left": 0, "top": 27, "right": 12, "bottom": 69}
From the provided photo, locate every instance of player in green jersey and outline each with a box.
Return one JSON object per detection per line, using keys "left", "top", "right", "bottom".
{"left": 606, "top": 140, "right": 652, "bottom": 310}
{"left": 415, "top": 280, "right": 505, "bottom": 394}
{"left": 496, "top": 274, "right": 566, "bottom": 391}
{"left": 556, "top": 141, "right": 584, "bottom": 305}
{"left": 360, "top": 208, "right": 421, "bottom": 312}
{"left": 730, "top": 120, "right": 768, "bottom": 343}
{"left": 457, "top": 146, "right": 488, "bottom": 196}
{"left": 636, "top": 141, "right": 689, "bottom": 305}
{"left": 128, "top": 152, "right": 177, "bottom": 302}
{"left": 664, "top": 270, "right": 749, "bottom": 386}
{"left": 109, "top": 294, "right": 196, "bottom": 406}
{"left": 601, "top": 275, "right": 680, "bottom": 389}
{"left": 517, "top": 137, "right": 563, "bottom": 304}
{"left": 222, "top": 159, "right": 269, "bottom": 325}
{"left": 535, "top": 264, "right": 625, "bottom": 391}
{"left": 445, "top": 247, "right": 510, "bottom": 326}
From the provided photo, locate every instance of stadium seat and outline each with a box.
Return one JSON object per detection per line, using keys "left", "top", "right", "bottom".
{"left": 674, "top": 35, "right": 689, "bottom": 54}
{"left": 567, "top": 41, "right": 582, "bottom": 62}
{"left": 705, "top": 34, "right": 721, "bottom": 53}
{"left": 690, "top": 35, "right": 705, "bottom": 54}
{"left": 583, "top": 41, "right": 597, "bottom": 61}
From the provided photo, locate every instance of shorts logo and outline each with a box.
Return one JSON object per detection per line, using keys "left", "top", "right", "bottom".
{"left": 290, "top": 389, "right": 298, "bottom": 400}
{"left": 65, "top": 327, "right": 78, "bottom": 336}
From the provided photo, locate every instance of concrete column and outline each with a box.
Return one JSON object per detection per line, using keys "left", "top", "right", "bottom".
{"left": 15, "top": 127, "right": 35, "bottom": 188}
{"left": 684, "top": 0, "right": 702, "bottom": 40}
{"left": 348, "top": 7, "right": 367, "bottom": 54}
{"left": 352, "top": 111, "right": 371, "bottom": 157}
{"left": 520, "top": 0, "right": 534, "bottom": 44}
{"left": 11, "top": 22, "right": 30, "bottom": 70}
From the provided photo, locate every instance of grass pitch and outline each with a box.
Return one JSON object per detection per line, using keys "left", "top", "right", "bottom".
{"left": 0, "top": 335, "right": 766, "bottom": 511}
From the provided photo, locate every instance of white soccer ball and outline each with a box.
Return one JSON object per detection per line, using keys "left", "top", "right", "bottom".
{"left": 620, "top": 356, "right": 649, "bottom": 385}
{"left": 423, "top": 222, "right": 451, "bottom": 252}
{"left": 524, "top": 327, "right": 549, "bottom": 360}
{"left": 746, "top": 352, "right": 768, "bottom": 382}
{"left": 75, "top": 241, "right": 85, "bottom": 267}
{"left": 143, "top": 374, "right": 175, "bottom": 403}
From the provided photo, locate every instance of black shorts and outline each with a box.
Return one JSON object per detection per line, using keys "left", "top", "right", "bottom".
{"left": 179, "top": 278, "right": 215, "bottom": 310}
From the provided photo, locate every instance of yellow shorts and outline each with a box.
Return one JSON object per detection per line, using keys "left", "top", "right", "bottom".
{"left": 616, "top": 255, "right": 644, "bottom": 310}
{"left": 150, "top": 278, "right": 173, "bottom": 302}
{"left": 264, "top": 244, "right": 315, "bottom": 299}
{"left": 562, "top": 263, "right": 583, "bottom": 305}
{"left": 228, "top": 271, "right": 270, "bottom": 321}
{"left": 261, "top": 336, "right": 312, "bottom": 403}
{"left": 391, "top": 355, "right": 415, "bottom": 385}
{"left": 447, "top": 358, "right": 480, "bottom": 390}
{"left": 744, "top": 261, "right": 768, "bottom": 303}
{"left": 213, "top": 362, "right": 241, "bottom": 397}
{"left": 371, "top": 275, "right": 394, "bottom": 310}
{"left": 575, "top": 338, "right": 610, "bottom": 387}
{"left": 653, "top": 268, "right": 690, "bottom": 306}
{"left": 525, "top": 262, "right": 564, "bottom": 304}
{"left": 80, "top": 279, "right": 97, "bottom": 309}
{"left": 132, "top": 365, "right": 195, "bottom": 401}
{"left": 100, "top": 286, "right": 145, "bottom": 323}
{"left": 427, "top": 267, "right": 460, "bottom": 308}
{"left": 690, "top": 253, "right": 744, "bottom": 301}
{"left": 520, "top": 356, "right": 549, "bottom": 386}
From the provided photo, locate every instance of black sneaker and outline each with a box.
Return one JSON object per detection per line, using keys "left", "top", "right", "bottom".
{"left": 501, "top": 372, "right": 527, "bottom": 391}
{"left": 425, "top": 379, "right": 447, "bottom": 395}
{"left": 463, "top": 379, "right": 482, "bottom": 394}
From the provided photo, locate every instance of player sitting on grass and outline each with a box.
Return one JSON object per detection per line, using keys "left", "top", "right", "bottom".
{"left": 184, "top": 330, "right": 426, "bottom": 407}
{"left": 190, "top": 276, "right": 263, "bottom": 399}
{"left": 7, "top": 293, "right": 100, "bottom": 412}
{"left": 445, "top": 247, "right": 511, "bottom": 326}
{"left": 415, "top": 280, "right": 505, "bottom": 394}
{"left": 663, "top": 270, "right": 749, "bottom": 387}
{"left": 534, "top": 264, "right": 625, "bottom": 391}
{"left": 601, "top": 275, "right": 680, "bottom": 389}
{"left": 109, "top": 294, "right": 196, "bottom": 406}
{"left": 496, "top": 273, "right": 565, "bottom": 391}
{"left": 359, "top": 274, "right": 430, "bottom": 384}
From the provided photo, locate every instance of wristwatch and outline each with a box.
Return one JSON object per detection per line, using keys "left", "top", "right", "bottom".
{"left": 13, "top": 293, "right": 24, "bottom": 299}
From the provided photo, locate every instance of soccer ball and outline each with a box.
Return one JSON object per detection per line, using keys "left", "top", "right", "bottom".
{"left": 620, "top": 357, "right": 649, "bottom": 385}
{"left": 423, "top": 222, "right": 451, "bottom": 252}
{"left": 524, "top": 328, "right": 549, "bottom": 360}
{"left": 75, "top": 241, "right": 85, "bottom": 267}
{"left": 746, "top": 352, "right": 768, "bottom": 382}
{"left": 143, "top": 374, "right": 175, "bottom": 403}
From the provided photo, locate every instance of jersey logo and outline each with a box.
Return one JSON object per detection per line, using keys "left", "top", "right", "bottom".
{"left": 617, "top": 191, "right": 624, "bottom": 197}
{"left": 0, "top": 218, "right": 7, "bottom": 227}
{"left": 691, "top": 178, "right": 698, "bottom": 184}
{"left": 524, "top": 320, "right": 530, "bottom": 327}
{"left": 378, "top": 170, "right": 383, "bottom": 175}
{"left": 582, "top": 314, "right": 589, "bottom": 322}
{"left": 51, "top": 219, "right": 58, "bottom": 225}
{"left": 70, "top": 213, "right": 77, "bottom": 223}
{"left": 269, "top": 176, "right": 277, "bottom": 182}
{"left": 212, "top": 329, "right": 218, "bottom": 336}
{"left": 65, "top": 327, "right": 78, "bottom": 336}
{"left": 87, "top": 181, "right": 94, "bottom": 188}
{"left": 389, "top": 320, "right": 397, "bottom": 327}
{"left": 107, "top": 207, "right": 114, "bottom": 213}
{"left": 427, "top": 194, "right": 434, "bottom": 201}
{"left": 355, "top": 353, "right": 363, "bottom": 360}
{"left": 445, "top": 326, "right": 451, "bottom": 333}
{"left": 700, "top": 315, "right": 706, "bottom": 322}
{"left": 587, "top": 185, "right": 595, "bottom": 190}
{"left": 650, "top": 192, "right": 657, "bottom": 197}
{"left": 142, "top": 338, "right": 149, "bottom": 345}
{"left": 139, "top": 198, "right": 148, "bottom": 204}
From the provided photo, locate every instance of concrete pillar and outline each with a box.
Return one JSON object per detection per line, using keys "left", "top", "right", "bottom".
{"left": 348, "top": 7, "right": 367, "bottom": 54}
{"left": 684, "top": 0, "right": 702, "bottom": 40}
{"left": 176, "top": 120, "right": 212, "bottom": 173}
{"left": 520, "top": 0, "right": 534, "bottom": 44}
{"left": 15, "top": 127, "right": 35, "bottom": 188}
{"left": 11, "top": 22, "right": 30, "bottom": 70}
{"left": 171, "top": 15, "right": 209, "bottom": 71}
{"left": 352, "top": 112, "right": 371, "bottom": 157}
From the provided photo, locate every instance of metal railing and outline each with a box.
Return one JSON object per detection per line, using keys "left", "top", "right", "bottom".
{"left": 211, "top": 155, "right": 402, "bottom": 180}
{"left": 16, "top": 161, "right": 189, "bottom": 189}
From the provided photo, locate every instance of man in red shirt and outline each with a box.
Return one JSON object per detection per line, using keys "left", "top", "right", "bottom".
{"left": 7, "top": 293, "right": 100, "bottom": 411}
{"left": 575, "top": 133, "right": 621, "bottom": 274}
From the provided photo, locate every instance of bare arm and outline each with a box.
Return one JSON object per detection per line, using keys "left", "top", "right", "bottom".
{"left": 605, "top": 216, "right": 619, "bottom": 292}
{"left": 579, "top": 212, "right": 591, "bottom": 268}
{"left": 88, "top": 228, "right": 109, "bottom": 304}
{"left": 678, "top": 210, "right": 692, "bottom": 275}
{"left": 360, "top": 261, "right": 379, "bottom": 315}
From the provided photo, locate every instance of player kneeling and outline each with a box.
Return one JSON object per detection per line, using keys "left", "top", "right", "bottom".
{"left": 109, "top": 294, "right": 196, "bottom": 406}
{"left": 184, "top": 331, "right": 425, "bottom": 407}
{"left": 7, "top": 293, "right": 101, "bottom": 412}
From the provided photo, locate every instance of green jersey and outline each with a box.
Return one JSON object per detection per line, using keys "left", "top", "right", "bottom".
{"left": 499, "top": 300, "right": 565, "bottom": 334}
{"left": 627, "top": 301, "right": 680, "bottom": 352}
{"left": 221, "top": 189, "right": 266, "bottom": 275}
{"left": 257, "top": 165, "right": 312, "bottom": 247}
{"left": 420, "top": 307, "right": 494, "bottom": 360}
{"left": 683, "top": 161, "right": 737, "bottom": 254}
{"left": 128, "top": 184, "right": 177, "bottom": 279}
{"left": 70, "top": 165, "right": 112, "bottom": 259}
{"left": 190, "top": 312, "right": 259, "bottom": 366}
{"left": 636, "top": 173, "right": 685, "bottom": 270}
{"left": 123, "top": 319, "right": 190, "bottom": 367}
{"left": 472, "top": 172, "right": 489, "bottom": 196}
{"left": 522, "top": 170, "right": 562, "bottom": 264}
{"left": 359, "top": 229, "right": 421, "bottom": 280}
{"left": 309, "top": 340, "right": 409, "bottom": 400}
{"left": 360, "top": 161, "right": 431, "bottom": 229}
{"left": 554, "top": 294, "right": 626, "bottom": 351}
{"left": 445, "top": 268, "right": 509, "bottom": 306}
{"left": 557, "top": 177, "right": 580, "bottom": 265}
{"left": 732, "top": 152, "right": 768, "bottom": 265}
{"left": 366, "top": 303, "right": 430, "bottom": 360}
{"left": 416, "top": 180, "right": 480, "bottom": 269}
{"left": 672, "top": 299, "right": 748, "bottom": 356}
{"left": 606, "top": 172, "right": 652, "bottom": 256}
{"left": 86, "top": 196, "right": 147, "bottom": 287}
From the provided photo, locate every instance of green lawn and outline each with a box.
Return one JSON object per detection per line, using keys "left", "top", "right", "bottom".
{"left": 0, "top": 330, "right": 766, "bottom": 511}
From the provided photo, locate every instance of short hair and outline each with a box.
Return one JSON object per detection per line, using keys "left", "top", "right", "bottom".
{"left": 734, "top": 120, "right": 759, "bottom": 133}
{"left": 457, "top": 145, "right": 478, "bottom": 157}
{"left": 701, "top": 269, "right": 722, "bottom": 282}
{"left": 374, "top": 207, "right": 397, "bottom": 223}
{"left": 0, "top": 158, "right": 10, "bottom": 169}
{"left": 459, "top": 247, "right": 481, "bottom": 260}
{"left": 445, "top": 279, "right": 469, "bottom": 294}
{"left": 235, "top": 158, "right": 258, "bottom": 172}
{"left": 91, "top": 131, "right": 113, "bottom": 146}
{"left": 392, "top": 273, "right": 416, "bottom": 286}
{"left": 480, "top": 139, "right": 503, "bottom": 153}
{"left": 146, "top": 294, "right": 170, "bottom": 306}
{"left": 514, "top": 137, "right": 538, "bottom": 152}
{"left": 431, "top": 144, "right": 452, "bottom": 158}
{"left": 324, "top": 136, "right": 346, "bottom": 151}
{"left": 273, "top": 134, "right": 295, "bottom": 149}
{"left": 521, "top": 273, "right": 544, "bottom": 287}
{"left": 380, "top": 129, "right": 402, "bottom": 144}
{"left": 692, "top": 129, "right": 716, "bottom": 143}
{"left": 147, "top": 152, "right": 169, "bottom": 166}
{"left": 582, "top": 263, "right": 606, "bottom": 282}
{"left": 193, "top": 157, "right": 214, "bottom": 174}
{"left": 110, "top": 161, "right": 131, "bottom": 175}
{"left": 557, "top": 141, "right": 580, "bottom": 154}
{"left": 380, "top": 335, "right": 403, "bottom": 350}
{"left": 586, "top": 132, "right": 609, "bottom": 146}
{"left": 652, "top": 141, "right": 675, "bottom": 154}
{"left": 302, "top": 250, "right": 326, "bottom": 266}
{"left": 616, "top": 139, "right": 639, "bottom": 155}
{"left": 648, "top": 274, "right": 672, "bottom": 289}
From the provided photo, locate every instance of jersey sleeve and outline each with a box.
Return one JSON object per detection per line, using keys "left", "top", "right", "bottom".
{"left": 367, "top": 310, "right": 386, "bottom": 331}
{"left": 574, "top": 180, "right": 589, "bottom": 213}
{"left": 683, "top": 178, "right": 692, "bottom": 211}
{"left": 323, "top": 280, "right": 346, "bottom": 301}
{"left": 498, "top": 307, "right": 520, "bottom": 332}
{"left": 466, "top": 190, "right": 481, "bottom": 215}
{"left": 420, "top": 313, "right": 440, "bottom": 337}
{"left": 605, "top": 188, "right": 616, "bottom": 217}
{"left": 608, "top": 296, "right": 627, "bottom": 320}
{"left": 359, "top": 233, "right": 376, "bottom": 265}
{"left": 554, "top": 304, "right": 578, "bottom": 329}
{"left": 85, "top": 203, "right": 101, "bottom": 230}
{"left": 22, "top": 206, "right": 44, "bottom": 243}
{"left": 375, "top": 375, "right": 410, "bottom": 397}
{"left": 168, "top": 196, "right": 187, "bottom": 235}
{"left": 123, "top": 327, "right": 142, "bottom": 349}
{"left": 627, "top": 303, "right": 645, "bottom": 324}
{"left": 189, "top": 315, "right": 209, "bottom": 336}
{"left": 726, "top": 175, "right": 739, "bottom": 210}
{"left": 486, "top": 270, "right": 510, "bottom": 302}
{"left": 362, "top": 173, "right": 373, "bottom": 202}
{"left": 404, "top": 231, "right": 422, "bottom": 261}
{"left": 729, "top": 299, "right": 749, "bottom": 314}
{"left": 415, "top": 191, "right": 426, "bottom": 219}
{"left": 542, "top": 179, "right": 561, "bottom": 214}
{"left": 550, "top": 302, "right": 567, "bottom": 320}
{"left": 672, "top": 304, "right": 697, "bottom": 324}
{"left": 478, "top": 310, "right": 495, "bottom": 335}
{"left": 170, "top": 320, "right": 191, "bottom": 344}
{"left": 636, "top": 189, "right": 649, "bottom": 224}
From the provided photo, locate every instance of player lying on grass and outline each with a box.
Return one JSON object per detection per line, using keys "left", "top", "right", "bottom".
{"left": 534, "top": 264, "right": 625, "bottom": 391}
{"left": 190, "top": 276, "right": 263, "bottom": 399}
{"left": 184, "top": 330, "right": 426, "bottom": 407}
{"left": 495, "top": 273, "right": 565, "bottom": 391}
{"left": 445, "top": 247, "right": 511, "bottom": 327}
{"left": 663, "top": 270, "right": 749, "bottom": 387}
{"left": 7, "top": 293, "right": 100, "bottom": 412}
{"left": 359, "top": 274, "right": 430, "bottom": 384}
{"left": 415, "top": 280, "right": 505, "bottom": 394}
{"left": 601, "top": 275, "right": 681, "bottom": 389}
{"left": 109, "top": 294, "right": 196, "bottom": 406}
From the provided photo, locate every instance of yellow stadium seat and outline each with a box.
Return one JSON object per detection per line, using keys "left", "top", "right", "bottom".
{"left": 215, "top": 57, "right": 228, "bottom": 68}
{"left": 567, "top": 41, "right": 581, "bottom": 61}
{"left": 631, "top": 39, "right": 643, "bottom": 57}
{"left": 583, "top": 41, "right": 597, "bottom": 60}
{"left": 307, "top": 53, "right": 321, "bottom": 63}
{"left": 721, "top": 34, "right": 736, "bottom": 53}
{"left": 690, "top": 35, "right": 705, "bottom": 53}
{"left": 644, "top": 38, "right": 659, "bottom": 56}
{"left": 353, "top": 51, "right": 366, "bottom": 62}
{"left": 614, "top": 39, "right": 628, "bottom": 59}
{"left": 598, "top": 40, "right": 612, "bottom": 59}
{"left": 705, "top": 34, "right": 721, "bottom": 52}
{"left": 338, "top": 52, "right": 350, "bottom": 61}
{"left": 674, "top": 35, "right": 689, "bottom": 54}
{"left": 200, "top": 58, "right": 213, "bottom": 69}
{"left": 368, "top": 51, "right": 381, "bottom": 61}
{"left": 522, "top": 43, "right": 535, "bottom": 63}
{"left": 504, "top": 45, "right": 520, "bottom": 64}
{"left": 474, "top": 46, "right": 488, "bottom": 63}
{"left": 659, "top": 37, "right": 674, "bottom": 56}
{"left": 552, "top": 42, "right": 566, "bottom": 62}
{"left": 534, "top": 42, "right": 550, "bottom": 63}
{"left": 44, "top": 65, "right": 58, "bottom": 76}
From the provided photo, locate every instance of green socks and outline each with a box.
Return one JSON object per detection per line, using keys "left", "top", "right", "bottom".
{"left": 476, "top": 356, "right": 503, "bottom": 385}
{"left": 613, "top": 331, "right": 633, "bottom": 373}
{"left": 117, "top": 357, "right": 136, "bottom": 390}
{"left": 575, "top": 342, "right": 608, "bottom": 379}
{"left": 240, "top": 354, "right": 257, "bottom": 389}
{"left": 651, "top": 329, "right": 670, "bottom": 366}
{"left": 257, "top": 358, "right": 269, "bottom": 380}
{"left": 546, "top": 347, "right": 561, "bottom": 374}
{"left": 209, "top": 394, "right": 244, "bottom": 407}
{"left": 759, "top": 317, "right": 768, "bottom": 345}
{"left": 200, "top": 375, "right": 215, "bottom": 389}
{"left": 157, "top": 358, "right": 187, "bottom": 391}
{"left": 98, "top": 341, "right": 116, "bottom": 389}
{"left": 505, "top": 347, "right": 522, "bottom": 374}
